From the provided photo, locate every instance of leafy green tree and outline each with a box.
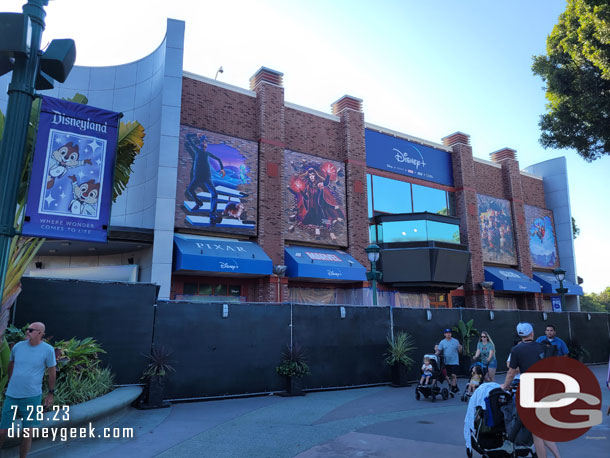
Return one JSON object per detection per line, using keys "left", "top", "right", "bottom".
{"left": 580, "top": 286, "right": 610, "bottom": 312}
{"left": 532, "top": 0, "right": 610, "bottom": 161}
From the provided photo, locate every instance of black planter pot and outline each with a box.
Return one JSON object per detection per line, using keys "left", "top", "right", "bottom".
{"left": 285, "top": 375, "right": 305, "bottom": 396}
{"left": 139, "top": 375, "right": 170, "bottom": 409}
{"left": 390, "top": 364, "right": 410, "bottom": 387}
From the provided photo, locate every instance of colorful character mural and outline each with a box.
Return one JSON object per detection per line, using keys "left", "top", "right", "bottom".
{"left": 175, "top": 127, "right": 258, "bottom": 235}
{"left": 284, "top": 150, "right": 347, "bottom": 245}
{"left": 477, "top": 194, "right": 517, "bottom": 265}
{"left": 524, "top": 205, "right": 559, "bottom": 269}
{"left": 39, "top": 131, "right": 105, "bottom": 219}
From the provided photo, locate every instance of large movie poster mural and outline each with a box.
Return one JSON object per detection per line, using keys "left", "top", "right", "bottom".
{"left": 477, "top": 194, "right": 517, "bottom": 265}
{"left": 525, "top": 205, "right": 559, "bottom": 269}
{"left": 175, "top": 127, "right": 258, "bottom": 235}
{"left": 284, "top": 150, "right": 347, "bottom": 246}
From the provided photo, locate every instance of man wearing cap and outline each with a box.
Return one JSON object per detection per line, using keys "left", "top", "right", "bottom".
{"left": 501, "top": 323, "right": 561, "bottom": 458}
{"left": 435, "top": 328, "right": 462, "bottom": 393}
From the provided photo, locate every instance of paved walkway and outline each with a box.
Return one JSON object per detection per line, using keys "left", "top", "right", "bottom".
{"left": 30, "top": 364, "right": 610, "bottom": 458}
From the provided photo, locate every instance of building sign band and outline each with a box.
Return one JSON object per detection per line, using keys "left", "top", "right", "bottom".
{"left": 365, "top": 129, "right": 454, "bottom": 187}
{"left": 22, "top": 96, "right": 120, "bottom": 242}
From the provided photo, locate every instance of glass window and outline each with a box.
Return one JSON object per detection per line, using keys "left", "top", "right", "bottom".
{"left": 369, "top": 224, "right": 378, "bottom": 243}
{"left": 379, "top": 220, "right": 427, "bottom": 243}
{"left": 412, "top": 184, "right": 448, "bottom": 214}
{"left": 367, "top": 174, "right": 373, "bottom": 218}
{"left": 214, "top": 284, "right": 225, "bottom": 296}
{"left": 229, "top": 285, "right": 241, "bottom": 297}
{"left": 426, "top": 221, "right": 461, "bottom": 244}
{"left": 447, "top": 192, "right": 456, "bottom": 216}
{"left": 371, "top": 175, "right": 412, "bottom": 214}
{"left": 183, "top": 283, "right": 198, "bottom": 295}
{"left": 199, "top": 284, "right": 213, "bottom": 296}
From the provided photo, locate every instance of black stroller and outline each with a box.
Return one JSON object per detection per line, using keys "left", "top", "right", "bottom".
{"left": 466, "top": 387, "right": 537, "bottom": 458}
{"left": 415, "top": 354, "right": 450, "bottom": 402}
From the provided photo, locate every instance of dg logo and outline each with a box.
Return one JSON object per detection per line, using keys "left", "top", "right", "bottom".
{"left": 517, "top": 356, "right": 603, "bottom": 442}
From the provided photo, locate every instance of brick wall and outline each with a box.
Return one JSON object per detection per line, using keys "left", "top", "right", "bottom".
{"left": 178, "top": 73, "right": 555, "bottom": 309}
{"left": 474, "top": 161, "right": 504, "bottom": 198}
{"left": 285, "top": 108, "right": 342, "bottom": 157}
{"left": 521, "top": 175, "right": 546, "bottom": 207}
{"left": 181, "top": 77, "right": 258, "bottom": 141}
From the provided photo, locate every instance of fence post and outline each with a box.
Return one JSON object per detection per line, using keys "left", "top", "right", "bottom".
{"left": 289, "top": 301, "right": 294, "bottom": 351}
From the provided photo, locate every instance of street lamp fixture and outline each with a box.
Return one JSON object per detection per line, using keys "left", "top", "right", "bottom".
{"left": 553, "top": 267, "right": 568, "bottom": 311}
{"left": 365, "top": 244, "right": 381, "bottom": 306}
{"left": 0, "top": 1, "right": 76, "bottom": 302}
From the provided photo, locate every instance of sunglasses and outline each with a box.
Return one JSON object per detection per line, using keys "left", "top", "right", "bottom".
{"left": 26, "top": 328, "right": 41, "bottom": 333}
{"left": 481, "top": 335, "right": 488, "bottom": 339}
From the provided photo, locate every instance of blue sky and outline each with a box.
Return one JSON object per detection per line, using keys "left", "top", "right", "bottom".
{"left": 5, "top": 0, "right": 609, "bottom": 293}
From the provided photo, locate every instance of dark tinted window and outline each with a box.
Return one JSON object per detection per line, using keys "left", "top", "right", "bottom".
{"left": 183, "top": 283, "right": 198, "bottom": 295}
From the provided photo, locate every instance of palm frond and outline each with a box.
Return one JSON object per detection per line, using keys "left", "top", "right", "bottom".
{"left": 113, "top": 121, "right": 145, "bottom": 202}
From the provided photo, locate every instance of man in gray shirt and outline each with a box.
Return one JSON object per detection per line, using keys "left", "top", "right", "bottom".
{"left": 436, "top": 328, "right": 462, "bottom": 393}
{"left": 0, "top": 322, "right": 56, "bottom": 457}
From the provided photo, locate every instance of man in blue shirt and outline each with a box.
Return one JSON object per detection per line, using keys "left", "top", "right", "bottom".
{"left": 535, "top": 324, "right": 569, "bottom": 356}
{"left": 436, "top": 328, "right": 462, "bottom": 393}
{"left": 0, "top": 322, "right": 56, "bottom": 457}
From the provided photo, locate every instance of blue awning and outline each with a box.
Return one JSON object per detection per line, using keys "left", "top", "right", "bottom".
{"left": 285, "top": 246, "right": 366, "bottom": 281}
{"left": 532, "top": 271, "right": 584, "bottom": 296}
{"left": 173, "top": 234, "right": 272, "bottom": 276}
{"left": 484, "top": 267, "right": 541, "bottom": 293}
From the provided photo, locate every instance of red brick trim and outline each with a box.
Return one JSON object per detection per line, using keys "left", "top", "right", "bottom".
{"left": 367, "top": 169, "right": 456, "bottom": 192}
{"left": 346, "top": 158, "right": 367, "bottom": 167}
{"left": 267, "top": 161, "right": 279, "bottom": 177}
{"left": 260, "top": 138, "right": 285, "bottom": 148}
{"left": 455, "top": 186, "right": 477, "bottom": 193}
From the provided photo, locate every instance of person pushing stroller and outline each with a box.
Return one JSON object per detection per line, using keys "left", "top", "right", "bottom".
{"left": 435, "top": 328, "right": 462, "bottom": 393}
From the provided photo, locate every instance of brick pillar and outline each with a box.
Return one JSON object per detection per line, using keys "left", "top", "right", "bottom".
{"left": 251, "top": 67, "right": 285, "bottom": 302}
{"left": 331, "top": 95, "right": 368, "bottom": 267}
{"left": 492, "top": 148, "right": 537, "bottom": 310}
{"left": 481, "top": 289, "right": 495, "bottom": 309}
{"left": 442, "top": 132, "right": 485, "bottom": 308}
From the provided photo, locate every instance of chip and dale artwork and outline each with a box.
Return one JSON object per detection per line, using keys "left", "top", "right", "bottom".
{"left": 287, "top": 159, "right": 346, "bottom": 241}
{"left": 43, "top": 140, "right": 100, "bottom": 217}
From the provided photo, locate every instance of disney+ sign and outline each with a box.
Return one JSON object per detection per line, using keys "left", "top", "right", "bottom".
{"left": 365, "top": 129, "right": 454, "bottom": 187}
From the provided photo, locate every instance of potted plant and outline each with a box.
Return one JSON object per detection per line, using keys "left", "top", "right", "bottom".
{"left": 452, "top": 319, "right": 480, "bottom": 375}
{"left": 276, "top": 343, "right": 310, "bottom": 396}
{"left": 567, "top": 339, "right": 590, "bottom": 362}
{"left": 139, "top": 346, "right": 175, "bottom": 409}
{"left": 384, "top": 331, "right": 416, "bottom": 387}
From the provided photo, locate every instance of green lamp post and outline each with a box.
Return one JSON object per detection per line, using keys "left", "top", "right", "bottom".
{"left": 365, "top": 243, "right": 381, "bottom": 306}
{"left": 0, "top": 1, "right": 75, "bottom": 298}
{"left": 553, "top": 267, "right": 568, "bottom": 311}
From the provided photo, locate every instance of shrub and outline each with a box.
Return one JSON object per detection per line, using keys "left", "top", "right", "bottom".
{"left": 44, "top": 337, "right": 114, "bottom": 405}
{"left": 276, "top": 343, "right": 310, "bottom": 378}
{"left": 384, "top": 331, "right": 416, "bottom": 368}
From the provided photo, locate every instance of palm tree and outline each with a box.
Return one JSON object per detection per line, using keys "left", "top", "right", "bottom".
{"left": 0, "top": 94, "right": 145, "bottom": 341}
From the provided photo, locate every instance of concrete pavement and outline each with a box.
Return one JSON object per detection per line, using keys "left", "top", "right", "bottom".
{"left": 29, "top": 364, "right": 610, "bottom": 458}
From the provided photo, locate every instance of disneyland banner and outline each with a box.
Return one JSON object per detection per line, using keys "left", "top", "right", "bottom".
{"left": 22, "top": 96, "right": 120, "bottom": 242}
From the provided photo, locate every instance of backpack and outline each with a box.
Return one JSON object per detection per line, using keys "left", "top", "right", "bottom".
{"left": 540, "top": 339, "right": 558, "bottom": 358}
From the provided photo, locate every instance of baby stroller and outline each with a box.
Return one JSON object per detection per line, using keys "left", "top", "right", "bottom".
{"left": 415, "top": 354, "right": 450, "bottom": 402}
{"left": 465, "top": 385, "right": 537, "bottom": 458}
{"left": 461, "top": 360, "right": 488, "bottom": 402}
